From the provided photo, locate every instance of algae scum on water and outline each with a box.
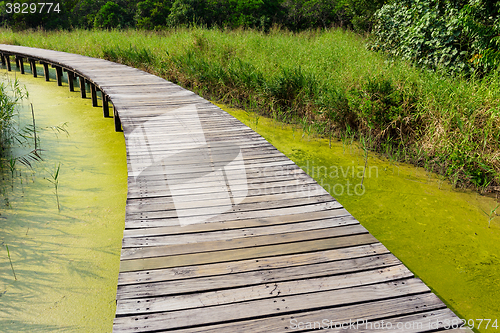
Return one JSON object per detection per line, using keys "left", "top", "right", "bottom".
{"left": 218, "top": 103, "right": 500, "bottom": 332}
{"left": 0, "top": 68, "right": 127, "bottom": 332}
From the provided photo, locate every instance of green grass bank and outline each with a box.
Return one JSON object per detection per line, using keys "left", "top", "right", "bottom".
{"left": 1, "top": 27, "right": 499, "bottom": 192}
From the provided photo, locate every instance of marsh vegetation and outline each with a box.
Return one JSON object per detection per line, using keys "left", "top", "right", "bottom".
{"left": 2, "top": 27, "right": 500, "bottom": 193}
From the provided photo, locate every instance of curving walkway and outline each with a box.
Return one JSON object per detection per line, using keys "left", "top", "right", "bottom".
{"left": 0, "top": 45, "right": 472, "bottom": 333}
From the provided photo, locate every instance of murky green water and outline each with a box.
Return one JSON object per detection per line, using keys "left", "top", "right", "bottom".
{"left": 0, "top": 67, "right": 127, "bottom": 332}
{"left": 219, "top": 104, "right": 500, "bottom": 332}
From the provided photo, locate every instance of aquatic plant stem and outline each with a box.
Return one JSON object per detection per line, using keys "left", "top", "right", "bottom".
{"left": 46, "top": 163, "right": 61, "bottom": 212}
{"left": 30, "top": 103, "right": 37, "bottom": 150}
{"left": 5, "top": 244, "right": 17, "bottom": 280}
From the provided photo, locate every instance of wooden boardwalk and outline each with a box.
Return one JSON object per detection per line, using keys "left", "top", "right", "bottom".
{"left": 0, "top": 45, "right": 471, "bottom": 333}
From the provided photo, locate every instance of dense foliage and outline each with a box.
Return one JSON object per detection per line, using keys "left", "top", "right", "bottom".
{"left": 370, "top": 0, "right": 500, "bottom": 75}
{"left": 0, "top": 0, "right": 381, "bottom": 31}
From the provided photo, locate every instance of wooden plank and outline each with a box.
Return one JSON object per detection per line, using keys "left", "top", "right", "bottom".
{"left": 112, "top": 279, "right": 430, "bottom": 332}
{"left": 124, "top": 190, "right": 331, "bottom": 216}
{"left": 166, "top": 293, "right": 447, "bottom": 333}
{"left": 116, "top": 265, "right": 413, "bottom": 314}
{"left": 117, "top": 253, "right": 402, "bottom": 299}
{"left": 122, "top": 216, "right": 359, "bottom": 248}
{"left": 118, "top": 234, "right": 379, "bottom": 272}
{"left": 125, "top": 173, "right": 316, "bottom": 199}
{"left": 124, "top": 196, "right": 339, "bottom": 222}
{"left": 117, "top": 243, "right": 389, "bottom": 285}
{"left": 123, "top": 201, "right": 345, "bottom": 229}
{"left": 122, "top": 209, "right": 352, "bottom": 238}
{"left": 125, "top": 164, "right": 305, "bottom": 189}
{"left": 354, "top": 308, "right": 469, "bottom": 333}
{"left": 120, "top": 224, "right": 368, "bottom": 260}
{"left": 125, "top": 181, "right": 326, "bottom": 209}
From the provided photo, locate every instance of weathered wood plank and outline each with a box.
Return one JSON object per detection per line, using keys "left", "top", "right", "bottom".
{"left": 116, "top": 265, "right": 413, "bottom": 314}
{"left": 163, "top": 293, "right": 447, "bottom": 333}
{"left": 119, "top": 234, "right": 379, "bottom": 272}
{"left": 122, "top": 208, "right": 352, "bottom": 237}
{"left": 123, "top": 201, "right": 346, "bottom": 229}
{"left": 124, "top": 196, "right": 340, "bottom": 223}
{"left": 117, "top": 253, "right": 402, "bottom": 299}
{"left": 120, "top": 224, "right": 368, "bottom": 260}
{"left": 117, "top": 243, "right": 389, "bottom": 285}
{"left": 122, "top": 216, "right": 359, "bottom": 248}
{"left": 112, "top": 279, "right": 430, "bottom": 332}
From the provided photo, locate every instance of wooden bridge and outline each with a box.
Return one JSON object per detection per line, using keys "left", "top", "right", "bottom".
{"left": 0, "top": 45, "right": 471, "bottom": 332}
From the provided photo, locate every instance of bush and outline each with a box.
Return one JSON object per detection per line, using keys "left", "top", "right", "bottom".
{"left": 370, "top": 0, "right": 500, "bottom": 76}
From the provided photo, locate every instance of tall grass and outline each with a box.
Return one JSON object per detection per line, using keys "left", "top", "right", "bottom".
{"left": 0, "top": 76, "right": 42, "bottom": 191}
{"left": 1, "top": 27, "right": 500, "bottom": 190}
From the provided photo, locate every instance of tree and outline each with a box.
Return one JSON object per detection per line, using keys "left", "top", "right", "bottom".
{"left": 167, "top": 0, "right": 206, "bottom": 26}
{"left": 71, "top": 0, "right": 108, "bottom": 29}
{"left": 94, "top": 1, "right": 126, "bottom": 29}
{"left": 135, "top": 0, "right": 173, "bottom": 29}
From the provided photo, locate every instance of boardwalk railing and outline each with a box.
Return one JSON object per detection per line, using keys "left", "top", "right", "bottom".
{"left": 0, "top": 45, "right": 472, "bottom": 333}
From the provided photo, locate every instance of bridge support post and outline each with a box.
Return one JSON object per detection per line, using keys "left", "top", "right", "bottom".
{"left": 91, "top": 84, "right": 98, "bottom": 107}
{"left": 55, "top": 66, "right": 63, "bottom": 86}
{"left": 6, "top": 55, "right": 11, "bottom": 71}
{"left": 0, "top": 54, "right": 5, "bottom": 67}
{"left": 17, "top": 57, "right": 25, "bottom": 74}
{"left": 79, "top": 77, "right": 87, "bottom": 98}
{"left": 67, "top": 71, "right": 75, "bottom": 92}
{"left": 29, "top": 59, "right": 37, "bottom": 78}
{"left": 41, "top": 62, "right": 50, "bottom": 81}
{"left": 113, "top": 107, "right": 122, "bottom": 132}
{"left": 103, "top": 94, "right": 110, "bottom": 117}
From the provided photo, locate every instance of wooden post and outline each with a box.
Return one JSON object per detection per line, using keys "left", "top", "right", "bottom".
{"left": 41, "top": 62, "right": 50, "bottom": 81}
{"left": 29, "top": 59, "right": 37, "bottom": 78}
{"left": 103, "top": 93, "right": 110, "bottom": 117}
{"left": 113, "top": 106, "right": 122, "bottom": 132}
{"left": 6, "top": 55, "right": 11, "bottom": 71}
{"left": 79, "top": 77, "right": 86, "bottom": 98}
{"left": 15, "top": 56, "right": 20, "bottom": 70}
{"left": 0, "top": 54, "right": 5, "bottom": 67}
{"left": 67, "top": 71, "right": 74, "bottom": 92}
{"left": 54, "top": 66, "right": 63, "bottom": 86}
{"left": 18, "top": 57, "right": 24, "bottom": 74}
{"left": 91, "top": 84, "right": 98, "bottom": 107}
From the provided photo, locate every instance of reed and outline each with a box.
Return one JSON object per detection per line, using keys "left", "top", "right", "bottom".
{"left": 482, "top": 203, "right": 500, "bottom": 228}
{"left": 3, "top": 243, "right": 17, "bottom": 281}
{"left": 46, "top": 163, "right": 61, "bottom": 212}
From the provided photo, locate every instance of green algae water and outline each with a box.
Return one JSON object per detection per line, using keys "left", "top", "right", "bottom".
{"left": 0, "top": 67, "right": 127, "bottom": 332}
{"left": 218, "top": 104, "right": 500, "bottom": 333}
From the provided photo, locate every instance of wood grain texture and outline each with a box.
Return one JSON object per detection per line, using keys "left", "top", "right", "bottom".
{"left": 0, "top": 44, "right": 466, "bottom": 333}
